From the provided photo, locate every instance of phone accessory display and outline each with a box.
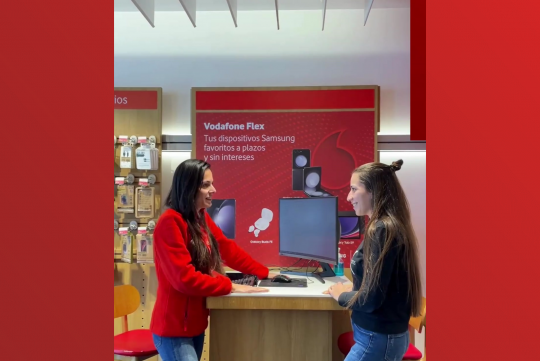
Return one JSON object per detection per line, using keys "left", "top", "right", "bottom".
{"left": 120, "top": 146, "right": 134, "bottom": 169}
{"left": 136, "top": 135, "right": 159, "bottom": 170}
{"left": 115, "top": 174, "right": 135, "bottom": 214}
{"left": 118, "top": 135, "right": 135, "bottom": 169}
{"left": 136, "top": 227, "right": 154, "bottom": 263}
{"left": 119, "top": 227, "right": 133, "bottom": 263}
{"left": 135, "top": 186, "right": 155, "bottom": 219}
{"left": 114, "top": 220, "right": 120, "bottom": 258}
{"left": 115, "top": 93, "right": 161, "bottom": 265}
{"left": 116, "top": 185, "right": 135, "bottom": 213}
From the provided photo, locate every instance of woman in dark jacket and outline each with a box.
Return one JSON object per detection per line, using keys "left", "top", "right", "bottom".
{"left": 326, "top": 160, "right": 423, "bottom": 361}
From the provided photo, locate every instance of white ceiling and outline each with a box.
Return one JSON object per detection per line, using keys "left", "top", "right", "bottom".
{"left": 114, "top": 0, "right": 410, "bottom": 12}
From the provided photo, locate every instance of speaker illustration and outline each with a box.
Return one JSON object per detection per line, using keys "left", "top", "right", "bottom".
{"left": 206, "top": 199, "right": 236, "bottom": 239}
{"left": 303, "top": 166, "right": 334, "bottom": 198}
{"left": 292, "top": 149, "right": 311, "bottom": 191}
{"left": 338, "top": 211, "right": 364, "bottom": 239}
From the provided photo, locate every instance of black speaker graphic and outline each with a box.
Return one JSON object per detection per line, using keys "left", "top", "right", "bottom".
{"left": 292, "top": 149, "right": 310, "bottom": 191}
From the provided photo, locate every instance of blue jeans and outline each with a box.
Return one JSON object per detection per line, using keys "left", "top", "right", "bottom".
{"left": 152, "top": 333, "right": 205, "bottom": 361}
{"left": 344, "top": 323, "right": 409, "bottom": 361}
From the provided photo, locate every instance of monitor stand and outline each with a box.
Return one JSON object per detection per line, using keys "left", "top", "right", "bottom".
{"left": 281, "top": 262, "right": 336, "bottom": 284}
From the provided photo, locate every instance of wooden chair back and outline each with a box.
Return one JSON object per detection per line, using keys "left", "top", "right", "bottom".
{"left": 409, "top": 296, "right": 426, "bottom": 333}
{"left": 114, "top": 285, "right": 141, "bottom": 333}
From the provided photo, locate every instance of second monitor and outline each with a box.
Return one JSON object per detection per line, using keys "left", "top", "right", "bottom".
{"left": 279, "top": 196, "right": 339, "bottom": 283}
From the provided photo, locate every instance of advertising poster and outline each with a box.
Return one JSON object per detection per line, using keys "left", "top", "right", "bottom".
{"left": 194, "top": 87, "right": 378, "bottom": 266}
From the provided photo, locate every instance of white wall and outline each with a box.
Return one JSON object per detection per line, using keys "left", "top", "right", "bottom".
{"left": 114, "top": 8, "right": 410, "bottom": 135}
{"left": 161, "top": 150, "right": 192, "bottom": 205}
{"left": 379, "top": 152, "right": 426, "bottom": 296}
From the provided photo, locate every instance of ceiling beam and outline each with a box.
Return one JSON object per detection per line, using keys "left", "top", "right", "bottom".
{"left": 131, "top": 0, "right": 155, "bottom": 27}
{"left": 275, "top": 0, "right": 280, "bottom": 30}
{"left": 225, "top": 0, "right": 238, "bottom": 27}
{"left": 321, "top": 0, "right": 328, "bottom": 30}
{"left": 364, "top": 0, "right": 374, "bottom": 25}
{"left": 178, "top": 0, "right": 197, "bottom": 27}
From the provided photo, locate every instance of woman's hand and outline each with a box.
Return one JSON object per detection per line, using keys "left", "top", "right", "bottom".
{"left": 323, "top": 282, "right": 353, "bottom": 294}
{"left": 323, "top": 282, "right": 353, "bottom": 301}
{"left": 231, "top": 284, "right": 270, "bottom": 293}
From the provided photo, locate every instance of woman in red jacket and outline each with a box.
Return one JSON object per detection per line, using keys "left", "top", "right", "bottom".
{"left": 150, "top": 159, "right": 276, "bottom": 361}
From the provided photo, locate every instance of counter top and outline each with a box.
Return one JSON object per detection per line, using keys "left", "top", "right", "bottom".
{"left": 208, "top": 272, "right": 352, "bottom": 310}
{"left": 226, "top": 274, "right": 352, "bottom": 298}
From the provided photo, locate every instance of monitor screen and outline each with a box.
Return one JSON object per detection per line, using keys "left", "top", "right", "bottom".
{"left": 279, "top": 197, "right": 339, "bottom": 264}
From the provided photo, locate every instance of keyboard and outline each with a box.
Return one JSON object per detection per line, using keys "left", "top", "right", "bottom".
{"left": 230, "top": 274, "right": 259, "bottom": 287}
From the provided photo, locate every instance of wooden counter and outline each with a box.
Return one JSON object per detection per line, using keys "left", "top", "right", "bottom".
{"left": 207, "top": 274, "right": 353, "bottom": 361}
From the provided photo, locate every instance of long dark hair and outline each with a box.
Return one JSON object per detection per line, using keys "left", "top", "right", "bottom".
{"left": 347, "top": 160, "right": 423, "bottom": 317}
{"left": 166, "top": 159, "right": 224, "bottom": 275}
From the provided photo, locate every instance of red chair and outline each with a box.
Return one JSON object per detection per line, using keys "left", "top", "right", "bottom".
{"left": 337, "top": 297, "right": 426, "bottom": 360}
{"left": 114, "top": 285, "right": 159, "bottom": 361}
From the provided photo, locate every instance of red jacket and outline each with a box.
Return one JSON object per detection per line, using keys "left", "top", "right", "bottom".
{"left": 150, "top": 208, "right": 269, "bottom": 337}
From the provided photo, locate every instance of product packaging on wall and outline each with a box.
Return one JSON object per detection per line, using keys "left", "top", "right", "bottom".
{"left": 114, "top": 87, "right": 162, "bottom": 261}
{"left": 136, "top": 226, "right": 155, "bottom": 264}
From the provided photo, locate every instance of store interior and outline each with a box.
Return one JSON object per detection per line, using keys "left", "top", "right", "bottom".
{"left": 114, "top": 2, "right": 425, "bottom": 360}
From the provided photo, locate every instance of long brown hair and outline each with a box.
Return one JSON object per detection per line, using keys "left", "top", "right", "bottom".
{"left": 346, "top": 160, "right": 423, "bottom": 317}
{"left": 166, "top": 159, "right": 224, "bottom": 275}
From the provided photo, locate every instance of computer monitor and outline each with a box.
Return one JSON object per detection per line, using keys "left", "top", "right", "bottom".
{"left": 279, "top": 197, "right": 339, "bottom": 282}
